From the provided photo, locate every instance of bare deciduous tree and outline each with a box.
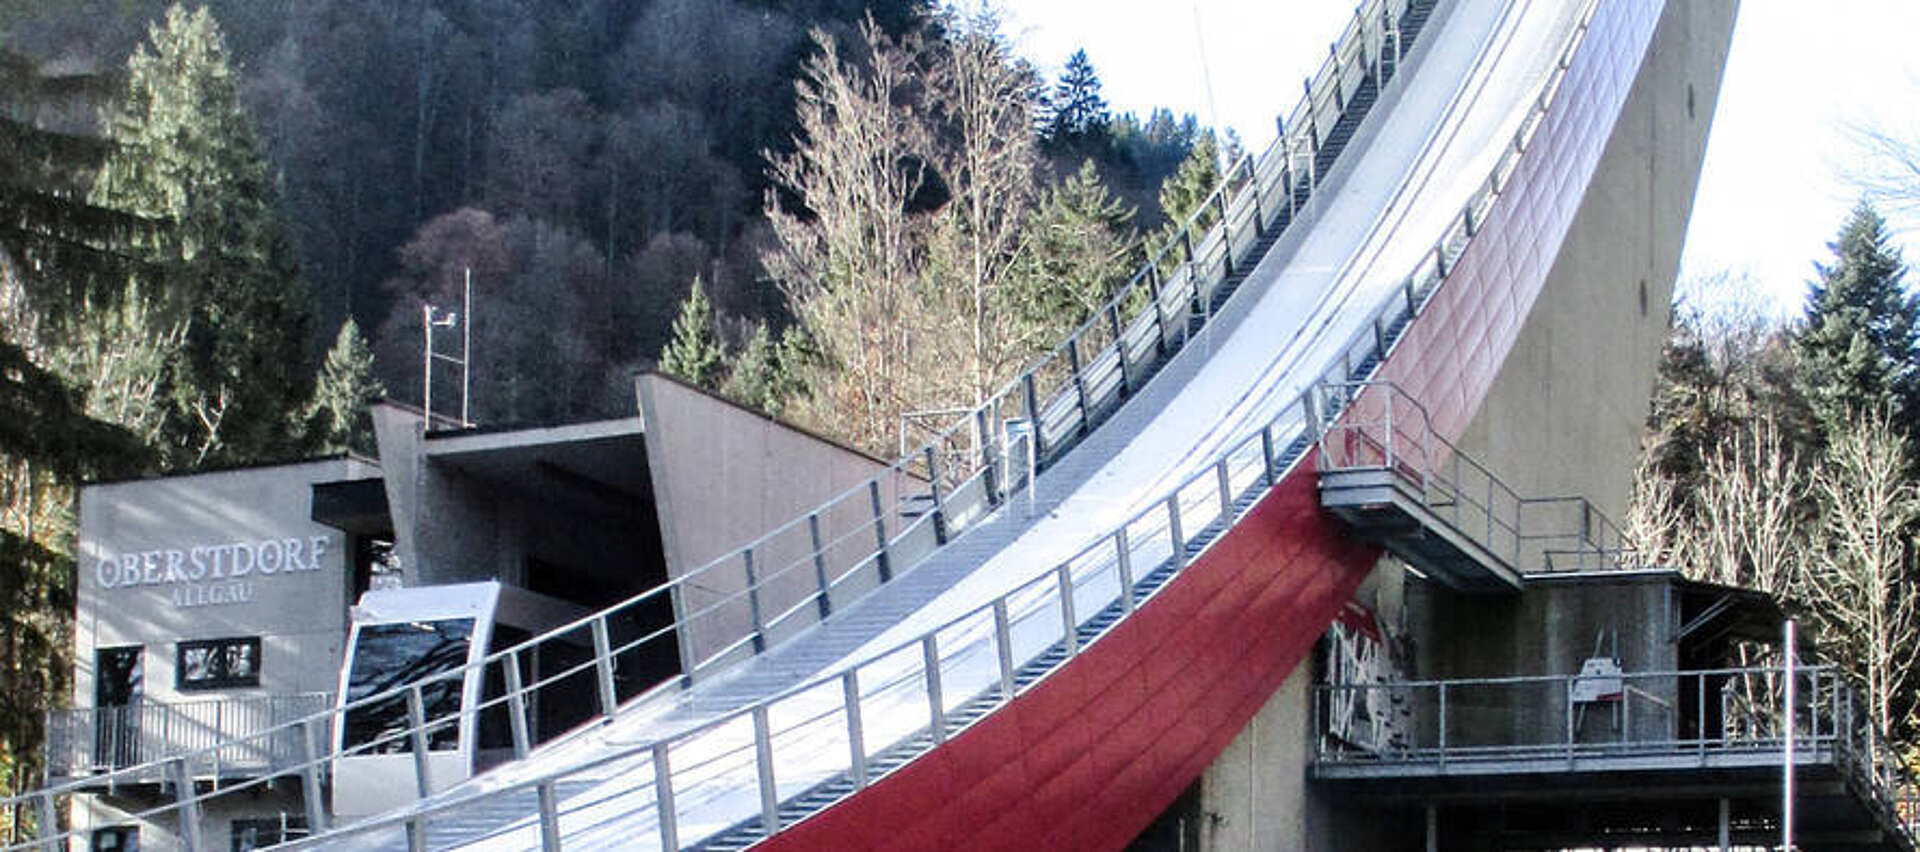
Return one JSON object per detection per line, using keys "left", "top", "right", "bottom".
{"left": 1798, "top": 409, "right": 1920, "bottom": 744}
{"left": 925, "top": 5, "right": 1041, "bottom": 406}
{"left": 764, "top": 18, "right": 937, "bottom": 452}
{"left": 1692, "top": 416, "right": 1808, "bottom": 596}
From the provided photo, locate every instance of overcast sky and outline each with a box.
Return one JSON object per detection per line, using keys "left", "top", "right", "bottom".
{"left": 999, "top": 1, "right": 1920, "bottom": 318}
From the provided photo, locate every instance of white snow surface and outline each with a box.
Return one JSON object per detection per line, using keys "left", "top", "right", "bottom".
{"left": 311, "top": 2, "right": 1590, "bottom": 848}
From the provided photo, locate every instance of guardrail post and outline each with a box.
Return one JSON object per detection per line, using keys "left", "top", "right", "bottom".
{"left": 1696, "top": 671, "right": 1706, "bottom": 755}
{"left": 924, "top": 445, "right": 948, "bottom": 544}
{"left": 503, "top": 653, "right": 532, "bottom": 760}
{"left": 1108, "top": 305, "right": 1131, "bottom": 396}
{"left": 1565, "top": 676, "right": 1576, "bottom": 762}
{"left": 843, "top": 670, "right": 868, "bottom": 789}
{"left": 1115, "top": 529, "right": 1135, "bottom": 614}
{"left": 1304, "top": 390, "right": 1323, "bottom": 443}
{"left": 35, "top": 791, "right": 57, "bottom": 852}
{"left": 1436, "top": 683, "right": 1447, "bottom": 769}
{"left": 169, "top": 757, "right": 203, "bottom": 852}
{"left": 1066, "top": 339, "right": 1090, "bottom": 436}
{"left": 1217, "top": 192, "right": 1235, "bottom": 277}
{"left": 868, "top": 480, "right": 892, "bottom": 583}
{"left": 993, "top": 600, "right": 1016, "bottom": 699}
{"left": 1144, "top": 268, "right": 1168, "bottom": 355}
{"left": 1383, "top": 390, "right": 1396, "bottom": 471}
{"left": 1486, "top": 477, "right": 1495, "bottom": 555}
{"left": 808, "top": 514, "right": 833, "bottom": 618}
{"left": 535, "top": 780, "right": 561, "bottom": 852}
{"left": 923, "top": 635, "right": 947, "bottom": 743}
{"left": 405, "top": 685, "right": 433, "bottom": 798}
{"left": 975, "top": 407, "right": 999, "bottom": 504}
{"left": 752, "top": 705, "right": 779, "bottom": 834}
{"left": 1216, "top": 458, "right": 1234, "bottom": 520}
{"left": 1261, "top": 426, "right": 1277, "bottom": 487}
{"left": 1167, "top": 496, "right": 1187, "bottom": 569}
{"left": 742, "top": 548, "right": 765, "bottom": 652}
{"left": 591, "top": 617, "right": 620, "bottom": 719}
{"left": 1057, "top": 565, "right": 1080, "bottom": 657}
{"left": 653, "top": 742, "right": 678, "bottom": 851}
{"left": 298, "top": 719, "right": 329, "bottom": 833}
{"left": 1021, "top": 373, "right": 1044, "bottom": 464}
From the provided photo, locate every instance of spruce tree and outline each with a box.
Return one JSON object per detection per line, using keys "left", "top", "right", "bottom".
{"left": 91, "top": 4, "right": 313, "bottom": 467}
{"left": 307, "top": 319, "right": 386, "bottom": 456}
{"left": 1157, "top": 130, "right": 1222, "bottom": 249}
{"left": 1042, "top": 49, "right": 1110, "bottom": 158}
{"left": 661, "top": 276, "right": 725, "bottom": 390}
{"left": 0, "top": 54, "right": 160, "bottom": 815}
{"left": 1014, "top": 159, "right": 1138, "bottom": 340}
{"left": 1792, "top": 203, "right": 1920, "bottom": 443}
{"left": 724, "top": 322, "right": 800, "bottom": 417}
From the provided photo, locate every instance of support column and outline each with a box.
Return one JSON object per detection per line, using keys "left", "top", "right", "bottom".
{"left": 1728, "top": 794, "right": 1743, "bottom": 848}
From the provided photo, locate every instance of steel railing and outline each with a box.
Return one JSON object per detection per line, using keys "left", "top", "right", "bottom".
{"left": 1318, "top": 380, "right": 1639, "bottom": 576}
{"left": 43, "top": 693, "right": 334, "bottom": 784}
{"left": 11, "top": 0, "right": 1609, "bottom": 846}
{"left": 1315, "top": 665, "right": 1920, "bottom": 842}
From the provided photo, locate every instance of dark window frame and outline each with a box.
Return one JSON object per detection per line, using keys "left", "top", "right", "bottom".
{"left": 230, "top": 816, "right": 307, "bottom": 851}
{"left": 176, "top": 636, "right": 262, "bottom": 690}
{"left": 90, "top": 826, "right": 139, "bottom": 852}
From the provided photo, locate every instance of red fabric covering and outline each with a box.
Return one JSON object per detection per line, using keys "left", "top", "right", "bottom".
{"left": 758, "top": 1, "right": 1664, "bottom": 846}
{"left": 758, "top": 461, "right": 1377, "bottom": 851}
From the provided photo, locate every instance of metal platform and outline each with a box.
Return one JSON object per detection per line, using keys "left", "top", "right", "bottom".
{"left": 1314, "top": 381, "right": 1633, "bottom": 593}
{"left": 1313, "top": 665, "right": 1920, "bottom": 851}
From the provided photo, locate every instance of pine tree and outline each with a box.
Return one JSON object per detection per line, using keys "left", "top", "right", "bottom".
{"left": 1013, "top": 159, "right": 1138, "bottom": 342}
{"left": 661, "top": 276, "right": 725, "bottom": 390}
{"left": 1157, "top": 130, "right": 1222, "bottom": 252}
{"left": 307, "top": 319, "right": 386, "bottom": 455}
{"left": 1792, "top": 203, "right": 1920, "bottom": 444}
{"left": 91, "top": 4, "right": 314, "bottom": 467}
{"left": 1042, "top": 49, "right": 1109, "bottom": 157}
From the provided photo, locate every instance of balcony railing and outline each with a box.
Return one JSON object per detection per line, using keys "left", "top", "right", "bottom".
{"left": 44, "top": 693, "right": 333, "bottom": 785}
{"left": 1317, "top": 380, "right": 1639, "bottom": 578}
{"left": 1315, "top": 665, "right": 1920, "bottom": 842}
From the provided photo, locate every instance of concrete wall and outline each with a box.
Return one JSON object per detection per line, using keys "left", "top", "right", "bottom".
{"left": 75, "top": 457, "right": 377, "bottom": 709}
{"left": 1193, "top": 1, "right": 1737, "bottom": 848}
{"left": 74, "top": 785, "right": 308, "bottom": 852}
{"left": 367, "top": 403, "right": 539, "bottom": 588}
{"left": 635, "top": 373, "right": 896, "bottom": 668}
{"left": 1201, "top": 562, "right": 1409, "bottom": 852}
{"left": 1452, "top": 0, "right": 1737, "bottom": 521}
{"left": 1408, "top": 573, "right": 1680, "bottom": 749}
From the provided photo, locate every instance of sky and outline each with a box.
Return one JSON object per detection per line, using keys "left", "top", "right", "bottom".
{"left": 999, "top": 0, "right": 1920, "bottom": 319}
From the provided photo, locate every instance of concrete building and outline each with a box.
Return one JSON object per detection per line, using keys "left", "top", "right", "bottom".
{"left": 53, "top": 374, "right": 891, "bottom": 850}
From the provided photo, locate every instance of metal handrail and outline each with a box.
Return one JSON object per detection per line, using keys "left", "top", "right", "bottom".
{"left": 18, "top": 0, "right": 1428, "bottom": 824}
{"left": 1317, "top": 379, "right": 1639, "bottom": 575}
{"left": 14, "top": 0, "right": 1608, "bottom": 846}
{"left": 43, "top": 692, "right": 334, "bottom": 781}
{"left": 1313, "top": 665, "right": 1918, "bottom": 843}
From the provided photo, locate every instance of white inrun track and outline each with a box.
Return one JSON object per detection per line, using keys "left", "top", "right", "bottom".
{"left": 315, "top": 1, "right": 1590, "bottom": 848}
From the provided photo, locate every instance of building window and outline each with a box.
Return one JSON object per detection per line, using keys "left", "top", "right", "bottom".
{"left": 176, "top": 637, "right": 261, "bottom": 690}
{"left": 90, "top": 827, "right": 138, "bottom": 852}
{"left": 231, "top": 816, "right": 307, "bottom": 851}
